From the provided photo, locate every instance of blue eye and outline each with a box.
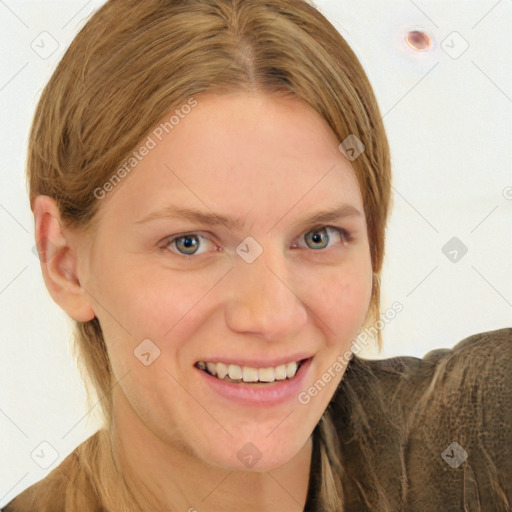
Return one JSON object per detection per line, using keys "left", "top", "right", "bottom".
{"left": 161, "top": 225, "right": 353, "bottom": 259}
{"left": 164, "top": 233, "right": 211, "bottom": 257}
{"left": 299, "top": 226, "right": 353, "bottom": 250}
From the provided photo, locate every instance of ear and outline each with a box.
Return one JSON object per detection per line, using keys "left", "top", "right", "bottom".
{"left": 32, "top": 195, "right": 96, "bottom": 322}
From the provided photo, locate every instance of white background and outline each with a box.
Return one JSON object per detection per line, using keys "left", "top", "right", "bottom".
{"left": 1, "top": 0, "right": 511, "bottom": 504}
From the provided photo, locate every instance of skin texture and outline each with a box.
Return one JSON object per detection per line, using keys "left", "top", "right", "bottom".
{"left": 34, "top": 92, "right": 373, "bottom": 511}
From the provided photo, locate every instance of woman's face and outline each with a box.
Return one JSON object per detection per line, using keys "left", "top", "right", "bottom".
{"left": 80, "top": 92, "right": 373, "bottom": 471}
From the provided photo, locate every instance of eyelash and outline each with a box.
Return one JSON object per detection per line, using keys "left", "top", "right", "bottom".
{"left": 160, "top": 225, "right": 354, "bottom": 260}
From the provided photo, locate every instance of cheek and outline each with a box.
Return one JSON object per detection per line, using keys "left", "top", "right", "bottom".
{"left": 93, "top": 253, "right": 220, "bottom": 336}
{"left": 306, "top": 263, "right": 373, "bottom": 344}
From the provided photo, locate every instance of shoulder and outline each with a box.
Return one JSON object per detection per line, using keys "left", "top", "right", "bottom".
{"left": 334, "top": 327, "right": 512, "bottom": 511}
{"left": 1, "top": 431, "right": 103, "bottom": 512}
{"left": 0, "top": 456, "right": 70, "bottom": 512}
{"left": 402, "top": 327, "right": 512, "bottom": 510}
{"left": 382, "top": 326, "right": 512, "bottom": 441}
{"left": 346, "top": 326, "right": 512, "bottom": 417}
{"left": 373, "top": 326, "right": 511, "bottom": 406}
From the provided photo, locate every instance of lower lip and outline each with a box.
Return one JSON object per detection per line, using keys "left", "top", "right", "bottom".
{"left": 196, "top": 358, "right": 313, "bottom": 407}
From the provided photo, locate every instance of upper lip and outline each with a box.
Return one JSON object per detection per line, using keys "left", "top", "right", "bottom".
{"left": 195, "top": 353, "right": 314, "bottom": 368}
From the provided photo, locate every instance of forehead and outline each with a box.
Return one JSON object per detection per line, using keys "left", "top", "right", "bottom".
{"left": 97, "top": 92, "right": 363, "bottom": 229}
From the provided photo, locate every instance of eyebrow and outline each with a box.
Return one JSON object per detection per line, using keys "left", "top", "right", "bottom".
{"left": 134, "top": 203, "right": 363, "bottom": 231}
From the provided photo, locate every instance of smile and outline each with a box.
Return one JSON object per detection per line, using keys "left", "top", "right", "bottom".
{"left": 195, "top": 360, "right": 304, "bottom": 384}
{"left": 195, "top": 357, "right": 313, "bottom": 407}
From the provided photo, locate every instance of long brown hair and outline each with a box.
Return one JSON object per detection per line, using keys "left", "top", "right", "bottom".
{"left": 25, "top": 0, "right": 392, "bottom": 510}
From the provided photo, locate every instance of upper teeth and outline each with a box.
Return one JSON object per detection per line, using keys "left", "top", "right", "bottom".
{"left": 196, "top": 360, "right": 300, "bottom": 383}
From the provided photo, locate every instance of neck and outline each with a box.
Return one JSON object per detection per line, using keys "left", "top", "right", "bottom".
{"left": 109, "top": 389, "right": 314, "bottom": 512}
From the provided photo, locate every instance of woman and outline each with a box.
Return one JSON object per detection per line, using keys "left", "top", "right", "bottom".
{"left": 3, "top": 0, "right": 510, "bottom": 510}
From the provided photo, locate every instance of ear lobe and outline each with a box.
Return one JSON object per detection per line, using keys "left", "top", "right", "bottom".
{"left": 33, "top": 195, "right": 96, "bottom": 323}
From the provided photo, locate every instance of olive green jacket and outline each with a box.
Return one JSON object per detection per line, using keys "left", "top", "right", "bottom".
{"left": 3, "top": 328, "right": 511, "bottom": 511}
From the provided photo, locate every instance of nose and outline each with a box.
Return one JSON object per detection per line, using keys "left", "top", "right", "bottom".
{"left": 224, "top": 249, "right": 308, "bottom": 340}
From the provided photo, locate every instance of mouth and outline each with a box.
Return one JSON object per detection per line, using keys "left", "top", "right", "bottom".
{"left": 194, "top": 358, "right": 310, "bottom": 386}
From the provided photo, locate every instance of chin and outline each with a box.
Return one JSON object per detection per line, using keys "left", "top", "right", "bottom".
{"left": 200, "top": 437, "right": 302, "bottom": 473}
